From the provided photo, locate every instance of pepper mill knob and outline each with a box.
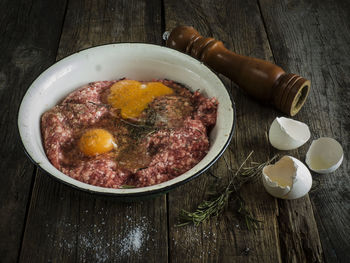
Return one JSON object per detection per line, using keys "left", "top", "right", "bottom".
{"left": 165, "top": 26, "right": 310, "bottom": 116}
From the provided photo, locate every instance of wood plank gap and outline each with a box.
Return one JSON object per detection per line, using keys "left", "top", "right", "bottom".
{"left": 161, "top": 0, "right": 166, "bottom": 45}
{"left": 16, "top": 167, "right": 37, "bottom": 263}
{"left": 274, "top": 199, "right": 283, "bottom": 263}
{"left": 256, "top": 0, "right": 277, "bottom": 63}
{"left": 74, "top": 196, "right": 80, "bottom": 262}
{"left": 166, "top": 194, "right": 171, "bottom": 263}
{"left": 55, "top": 0, "right": 70, "bottom": 56}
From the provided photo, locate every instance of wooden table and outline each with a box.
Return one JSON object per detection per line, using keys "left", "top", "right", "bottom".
{"left": 1, "top": 0, "right": 349, "bottom": 262}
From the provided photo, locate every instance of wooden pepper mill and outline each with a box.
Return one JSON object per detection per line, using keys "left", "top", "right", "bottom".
{"left": 164, "top": 26, "right": 310, "bottom": 116}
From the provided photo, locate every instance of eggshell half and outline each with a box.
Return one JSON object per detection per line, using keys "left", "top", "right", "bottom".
{"left": 269, "top": 117, "right": 310, "bottom": 150}
{"left": 306, "top": 137, "right": 343, "bottom": 174}
{"left": 262, "top": 156, "right": 312, "bottom": 199}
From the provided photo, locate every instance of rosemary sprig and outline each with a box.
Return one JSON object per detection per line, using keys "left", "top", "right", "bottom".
{"left": 178, "top": 151, "right": 278, "bottom": 228}
{"left": 235, "top": 194, "right": 263, "bottom": 231}
{"left": 178, "top": 188, "right": 232, "bottom": 227}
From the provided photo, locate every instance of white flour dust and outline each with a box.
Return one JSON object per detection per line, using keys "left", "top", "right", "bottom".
{"left": 45, "top": 207, "right": 154, "bottom": 262}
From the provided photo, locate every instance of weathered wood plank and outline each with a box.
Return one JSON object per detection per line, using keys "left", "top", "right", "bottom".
{"left": 0, "top": 0, "right": 67, "bottom": 261}
{"left": 164, "top": 0, "right": 292, "bottom": 262}
{"left": 19, "top": 0, "right": 167, "bottom": 262}
{"left": 277, "top": 197, "right": 323, "bottom": 262}
{"left": 165, "top": 0, "right": 325, "bottom": 262}
{"left": 56, "top": 0, "right": 161, "bottom": 60}
{"left": 259, "top": 0, "right": 349, "bottom": 262}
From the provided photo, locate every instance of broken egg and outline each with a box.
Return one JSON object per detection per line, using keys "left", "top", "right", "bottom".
{"left": 269, "top": 117, "right": 310, "bottom": 150}
{"left": 262, "top": 156, "right": 312, "bottom": 199}
{"left": 79, "top": 129, "right": 116, "bottom": 156}
{"left": 107, "top": 80, "right": 173, "bottom": 119}
{"left": 305, "top": 137, "right": 343, "bottom": 174}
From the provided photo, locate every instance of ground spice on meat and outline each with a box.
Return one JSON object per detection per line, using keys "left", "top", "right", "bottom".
{"left": 41, "top": 79, "right": 218, "bottom": 188}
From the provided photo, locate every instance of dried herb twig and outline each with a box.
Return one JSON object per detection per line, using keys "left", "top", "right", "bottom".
{"left": 178, "top": 151, "right": 278, "bottom": 228}
{"left": 236, "top": 194, "right": 262, "bottom": 231}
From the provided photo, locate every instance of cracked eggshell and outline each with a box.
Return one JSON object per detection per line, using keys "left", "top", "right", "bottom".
{"left": 269, "top": 117, "right": 310, "bottom": 150}
{"left": 262, "top": 156, "right": 312, "bottom": 199}
{"left": 306, "top": 137, "right": 343, "bottom": 174}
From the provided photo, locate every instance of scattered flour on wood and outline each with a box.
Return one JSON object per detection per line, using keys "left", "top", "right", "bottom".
{"left": 119, "top": 225, "right": 147, "bottom": 255}
{"left": 45, "top": 208, "right": 153, "bottom": 262}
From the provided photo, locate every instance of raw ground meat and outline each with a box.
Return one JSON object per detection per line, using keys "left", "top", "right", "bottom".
{"left": 133, "top": 118, "right": 209, "bottom": 187}
{"left": 41, "top": 79, "right": 218, "bottom": 188}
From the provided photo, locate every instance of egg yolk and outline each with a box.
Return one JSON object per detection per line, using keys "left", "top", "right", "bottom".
{"left": 107, "top": 80, "right": 173, "bottom": 119}
{"left": 79, "top": 129, "right": 116, "bottom": 156}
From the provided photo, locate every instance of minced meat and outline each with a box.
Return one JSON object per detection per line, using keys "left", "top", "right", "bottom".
{"left": 41, "top": 79, "right": 218, "bottom": 188}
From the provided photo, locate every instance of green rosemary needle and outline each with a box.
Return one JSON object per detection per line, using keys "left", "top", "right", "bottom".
{"left": 178, "top": 151, "right": 278, "bottom": 227}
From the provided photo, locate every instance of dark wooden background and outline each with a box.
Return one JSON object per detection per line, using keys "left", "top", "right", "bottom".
{"left": 1, "top": 0, "right": 349, "bottom": 262}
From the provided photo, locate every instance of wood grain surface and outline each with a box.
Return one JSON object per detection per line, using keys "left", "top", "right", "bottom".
{"left": 164, "top": 0, "right": 324, "bottom": 262}
{"left": 19, "top": 0, "right": 167, "bottom": 262}
{"left": 0, "top": 0, "right": 348, "bottom": 262}
{"left": 0, "top": 0, "right": 67, "bottom": 262}
{"left": 164, "top": 0, "right": 282, "bottom": 262}
{"left": 259, "top": 0, "right": 349, "bottom": 261}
